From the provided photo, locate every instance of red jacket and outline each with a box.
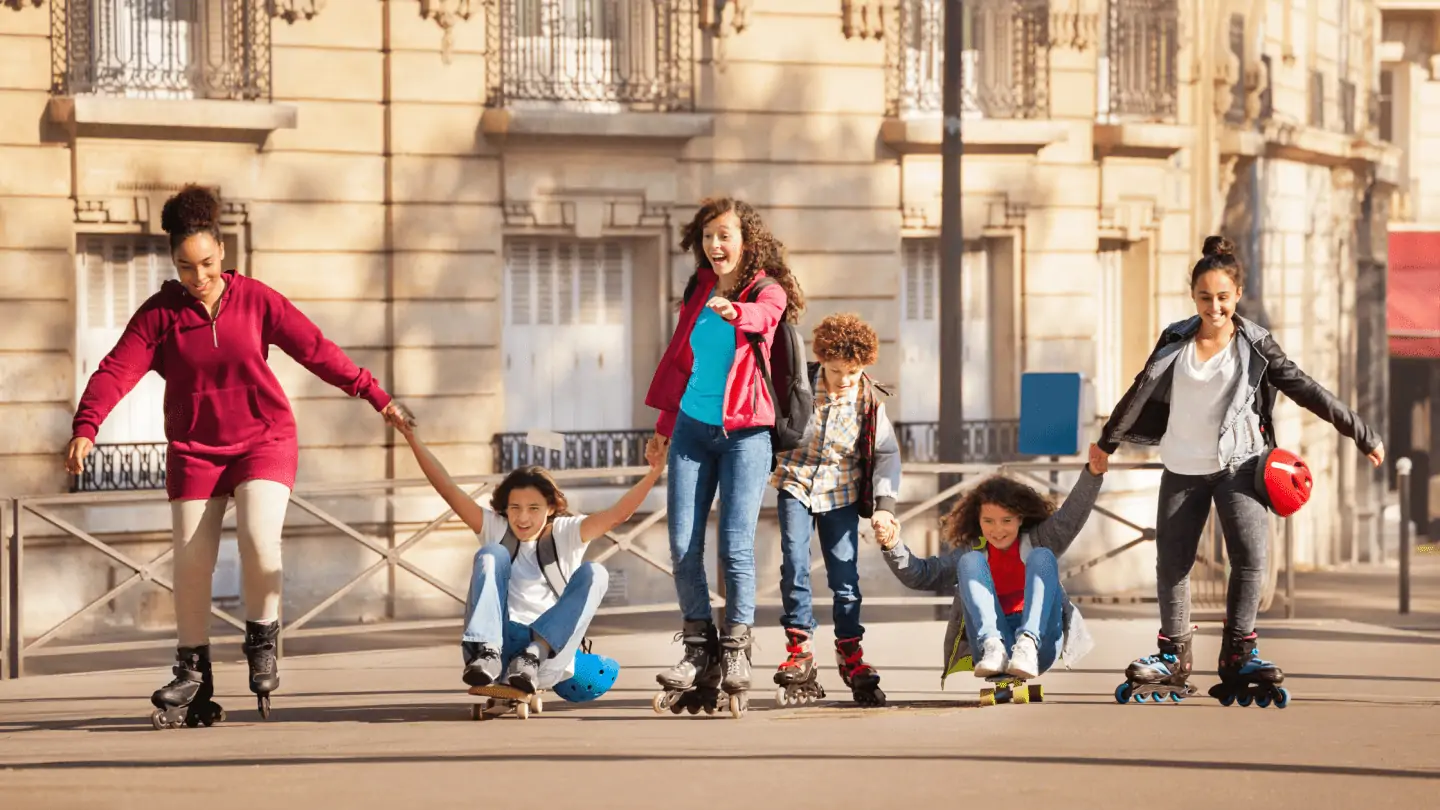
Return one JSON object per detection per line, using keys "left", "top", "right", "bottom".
{"left": 73, "top": 271, "right": 391, "bottom": 495}
{"left": 645, "top": 269, "right": 786, "bottom": 437}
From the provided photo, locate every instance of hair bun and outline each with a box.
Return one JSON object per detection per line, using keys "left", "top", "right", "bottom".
{"left": 1202, "top": 235, "right": 1235, "bottom": 258}
{"left": 160, "top": 185, "right": 220, "bottom": 238}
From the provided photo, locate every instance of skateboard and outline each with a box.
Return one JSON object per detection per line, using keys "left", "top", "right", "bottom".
{"left": 468, "top": 683, "right": 544, "bottom": 721}
{"left": 979, "top": 675, "right": 1043, "bottom": 707}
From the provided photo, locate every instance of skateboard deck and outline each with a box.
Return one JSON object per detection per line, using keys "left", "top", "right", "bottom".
{"left": 468, "top": 683, "right": 544, "bottom": 720}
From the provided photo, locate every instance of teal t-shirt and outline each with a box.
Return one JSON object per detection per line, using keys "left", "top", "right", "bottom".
{"left": 679, "top": 308, "right": 737, "bottom": 426}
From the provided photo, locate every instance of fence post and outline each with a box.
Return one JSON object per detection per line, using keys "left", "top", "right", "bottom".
{"left": 1397, "top": 457, "right": 1412, "bottom": 615}
{"left": 1, "top": 499, "right": 8, "bottom": 680}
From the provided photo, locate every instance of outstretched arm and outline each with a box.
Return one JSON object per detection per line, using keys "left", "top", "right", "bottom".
{"left": 579, "top": 440, "right": 667, "bottom": 543}
{"left": 263, "top": 286, "right": 392, "bottom": 411}
{"left": 1029, "top": 466, "right": 1105, "bottom": 557}
{"left": 1261, "top": 336, "right": 1383, "bottom": 462}
{"left": 398, "top": 423, "right": 489, "bottom": 535}
{"left": 877, "top": 533, "right": 959, "bottom": 593}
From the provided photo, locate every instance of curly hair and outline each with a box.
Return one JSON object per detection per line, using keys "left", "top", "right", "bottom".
{"left": 160, "top": 184, "right": 223, "bottom": 253}
{"left": 490, "top": 466, "right": 572, "bottom": 523}
{"left": 678, "top": 197, "right": 806, "bottom": 323}
{"left": 812, "top": 313, "right": 879, "bottom": 366}
{"left": 1191, "top": 234, "right": 1244, "bottom": 290}
{"left": 940, "top": 475, "right": 1056, "bottom": 549}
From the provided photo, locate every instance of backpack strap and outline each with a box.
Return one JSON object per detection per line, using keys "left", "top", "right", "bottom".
{"left": 500, "top": 529, "right": 571, "bottom": 600}
{"left": 741, "top": 277, "right": 780, "bottom": 401}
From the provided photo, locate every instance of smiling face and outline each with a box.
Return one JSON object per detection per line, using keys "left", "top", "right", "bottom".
{"left": 701, "top": 210, "right": 744, "bottom": 279}
{"left": 504, "top": 486, "right": 554, "bottom": 542}
{"left": 1191, "top": 269, "right": 1241, "bottom": 332}
{"left": 821, "top": 360, "right": 865, "bottom": 395}
{"left": 173, "top": 232, "right": 225, "bottom": 308}
{"left": 979, "top": 502, "right": 1022, "bottom": 550}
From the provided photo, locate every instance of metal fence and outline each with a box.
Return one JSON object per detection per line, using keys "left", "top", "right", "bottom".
{"left": 3, "top": 460, "right": 1293, "bottom": 678}
{"left": 887, "top": 0, "right": 1049, "bottom": 119}
{"left": 483, "top": 0, "right": 695, "bottom": 112}
{"left": 1103, "top": 0, "right": 1179, "bottom": 119}
{"left": 72, "top": 442, "right": 167, "bottom": 493}
{"left": 50, "top": 0, "right": 272, "bottom": 100}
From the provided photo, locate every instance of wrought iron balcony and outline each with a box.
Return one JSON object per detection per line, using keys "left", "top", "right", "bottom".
{"left": 50, "top": 0, "right": 272, "bottom": 100}
{"left": 1102, "top": 0, "right": 1179, "bottom": 120}
{"left": 72, "top": 442, "right": 167, "bottom": 493}
{"left": 887, "top": 0, "right": 1049, "bottom": 120}
{"left": 484, "top": 0, "right": 695, "bottom": 112}
{"left": 492, "top": 429, "right": 654, "bottom": 474}
{"left": 893, "top": 420, "right": 1024, "bottom": 464}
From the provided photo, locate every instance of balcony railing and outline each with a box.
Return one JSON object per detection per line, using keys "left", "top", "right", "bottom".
{"left": 1224, "top": 13, "right": 1245, "bottom": 125}
{"left": 1308, "top": 69, "right": 1324, "bottom": 128}
{"left": 887, "top": 0, "right": 1049, "bottom": 120}
{"left": 71, "top": 442, "right": 167, "bottom": 493}
{"left": 483, "top": 0, "right": 694, "bottom": 112}
{"left": 893, "top": 420, "right": 1024, "bottom": 464}
{"left": 1259, "top": 54, "right": 1273, "bottom": 121}
{"left": 1102, "top": 0, "right": 1179, "bottom": 120}
{"left": 50, "top": 0, "right": 271, "bottom": 100}
{"left": 1339, "top": 78, "right": 1356, "bottom": 136}
{"left": 492, "top": 429, "right": 653, "bottom": 475}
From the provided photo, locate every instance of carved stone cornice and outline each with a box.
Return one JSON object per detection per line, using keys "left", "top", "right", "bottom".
{"left": 1049, "top": 0, "right": 1101, "bottom": 51}
{"left": 419, "top": 0, "right": 474, "bottom": 64}
{"left": 3, "top": 0, "right": 43, "bottom": 11}
{"left": 700, "top": 0, "right": 753, "bottom": 38}
{"left": 268, "top": 0, "right": 325, "bottom": 23}
{"left": 841, "top": 0, "right": 885, "bottom": 40}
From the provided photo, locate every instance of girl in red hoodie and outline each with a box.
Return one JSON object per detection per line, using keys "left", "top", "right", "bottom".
{"left": 64, "top": 185, "right": 410, "bottom": 728}
{"left": 647, "top": 197, "right": 806, "bottom": 717}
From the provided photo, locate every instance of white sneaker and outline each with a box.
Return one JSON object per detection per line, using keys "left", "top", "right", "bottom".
{"left": 973, "top": 636, "right": 1008, "bottom": 677}
{"left": 1007, "top": 634, "right": 1040, "bottom": 680}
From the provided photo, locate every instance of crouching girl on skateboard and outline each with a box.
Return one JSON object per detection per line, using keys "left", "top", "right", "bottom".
{"left": 876, "top": 457, "right": 1107, "bottom": 696}
{"left": 398, "top": 419, "right": 664, "bottom": 698}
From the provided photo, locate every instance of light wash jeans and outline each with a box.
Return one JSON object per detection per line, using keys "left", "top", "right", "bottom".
{"left": 957, "top": 546, "right": 1065, "bottom": 674}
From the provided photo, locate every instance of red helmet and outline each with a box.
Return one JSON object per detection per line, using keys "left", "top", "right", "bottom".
{"left": 1255, "top": 447, "right": 1313, "bottom": 517}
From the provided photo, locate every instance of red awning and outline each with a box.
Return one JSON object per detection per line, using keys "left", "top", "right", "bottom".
{"left": 1388, "top": 231, "right": 1440, "bottom": 358}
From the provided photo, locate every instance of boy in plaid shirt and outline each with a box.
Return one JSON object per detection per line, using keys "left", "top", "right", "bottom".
{"left": 770, "top": 314, "right": 901, "bottom": 707}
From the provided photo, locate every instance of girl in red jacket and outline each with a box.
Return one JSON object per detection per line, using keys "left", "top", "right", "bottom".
{"left": 646, "top": 197, "right": 806, "bottom": 717}
{"left": 64, "top": 185, "right": 410, "bottom": 729}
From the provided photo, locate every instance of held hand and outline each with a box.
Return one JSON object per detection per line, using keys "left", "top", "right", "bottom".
{"left": 382, "top": 401, "right": 417, "bottom": 436}
{"left": 1367, "top": 443, "right": 1385, "bottom": 468}
{"left": 871, "top": 511, "right": 899, "bottom": 548}
{"left": 1087, "top": 443, "right": 1110, "bottom": 475}
{"left": 65, "top": 436, "right": 94, "bottom": 475}
{"left": 706, "top": 296, "right": 738, "bottom": 321}
{"left": 645, "top": 435, "right": 669, "bottom": 472}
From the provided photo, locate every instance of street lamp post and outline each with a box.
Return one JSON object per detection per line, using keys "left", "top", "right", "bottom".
{"left": 937, "top": 0, "right": 966, "bottom": 474}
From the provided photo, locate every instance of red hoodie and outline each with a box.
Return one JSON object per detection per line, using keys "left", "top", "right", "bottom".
{"left": 72, "top": 271, "right": 392, "bottom": 500}
{"left": 645, "top": 269, "right": 786, "bottom": 437}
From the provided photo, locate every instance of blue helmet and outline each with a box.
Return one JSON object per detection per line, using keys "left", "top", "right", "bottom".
{"left": 552, "top": 651, "right": 620, "bottom": 703}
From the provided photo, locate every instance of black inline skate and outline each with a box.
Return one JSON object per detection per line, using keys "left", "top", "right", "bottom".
{"left": 1208, "top": 628, "right": 1289, "bottom": 709}
{"left": 243, "top": 620, "right": 281, "bottom": 719}
{"left": 835, "top": 636, "right": 886, "bottom": 707}
{"left": 653, "top": 619, "right": 724, "bottom": 716}
{"left": 773, "top": 627, "right": 826, "bottom": 706}
{"left": 149, "top": 645, "right": 225, "bottom": 730}
{"left": 1115, "top": 631, "right": 1199, "bottom": 704}
{"left": 718, "top": 623, "right": 753, "bottom": 718}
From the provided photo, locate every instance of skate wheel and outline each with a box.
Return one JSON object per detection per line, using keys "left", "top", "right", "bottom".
{"left": 1131, "top": 690, "right": 1146, "bottom": 704}
{"left": 1219, "top": 693, "right": 1236, "bottom": 707}
{"left": 651, "top": 692, "right": 668, "bottom": 714}
{"left": 728, "top": 693, "right": 745, "bottom": 719}
{"left": 472, "top": 704, "right": 484, "bottom": 721}
{"left": 530, "top": 694, "right": 543, "bottom": 715}
{"left": 1151, "top": 692, "right": 1168, "bottom": 704}
{"left": 516, "top": 701, "right": 530, "bottom": 720}
{"left": 1169, "top": 692, "right": 1184, "bottom": 703}
{"left": 1114, "top": 683, "right": 1132, "bottom": 704}
{"left": 1237, "top": 693, "right": 1254, "bottom": 708}
{"left": 867, "top": 687, "right": 887, "bottom": 707}
{"left": 150, "top": 709, "right": 167, "bottom": 730}
{"left": 1027, "top": 684, "right": 1043, "bottom": 703}
{"left": 257, "top": 695, "right": 271, "bottom": 720}
{"left": 1273, "top": 688, "right": 1290, "bottom": 709}
{"left": 1256, "top": 693, "right": 1272, "bottom": 709}
{"left": 774, "top": 687, "right": 788, "bottom": 706}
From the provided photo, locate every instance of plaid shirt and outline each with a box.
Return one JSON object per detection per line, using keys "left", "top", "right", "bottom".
{"left": 769, "top": 386, "right": 864, "bottom": 513}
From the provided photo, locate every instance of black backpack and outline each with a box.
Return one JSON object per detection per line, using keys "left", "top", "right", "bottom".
{"left": 683, "top": 275, "right": 813, "bottom": 453}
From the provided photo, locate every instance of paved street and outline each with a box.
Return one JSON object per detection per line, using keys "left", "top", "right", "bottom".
{"left": 2, "top": 611, "right": 1438, "bottom": 810}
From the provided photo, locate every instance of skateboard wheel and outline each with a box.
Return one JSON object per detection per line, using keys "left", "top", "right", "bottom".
{"left": 531, "top": 694, "right": 543, "bottom": 715}
{"left": 516, "top": 701, "right": 530, "bottom": 720}
{"left": 1028, "top": 684, "right": 1044, "bottom": 702}
{"left": 471, "top": 704, "right": 483, "bottom": 721}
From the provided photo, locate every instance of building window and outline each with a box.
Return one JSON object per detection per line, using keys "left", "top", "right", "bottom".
{"left": 503, "top": 238, "right": 634, "bottom": 436}
{"left": 484, "top": 0, "right": 695, "bottom": 112}
{"left": 888, "top": 0, "right": 1049, "bottom": 120}
{"left": 1099, "top": 0, "right": 1180, "bottom": 120}
{"left": 50, "top": 0, "right": 273, "bottom": 100}
{"left": 899, "top": 238, "right": 991, "bottom": 424}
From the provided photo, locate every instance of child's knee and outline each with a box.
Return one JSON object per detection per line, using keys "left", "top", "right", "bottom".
{"left": 574, "top": 561, "right": 609, "bottom": 594}
{"left": 957, "top": 549, "right": 988, "bottom": 581}
{"left": 474, "top": 544, "right": 508, "bottom": 573}
{"left": 1024, "top": 546, "right": 1057, "bottom": 569}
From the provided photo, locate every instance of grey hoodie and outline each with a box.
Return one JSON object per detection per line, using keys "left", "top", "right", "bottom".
{"left": 879, "top": 468, "right": 1104, "bottom": 686}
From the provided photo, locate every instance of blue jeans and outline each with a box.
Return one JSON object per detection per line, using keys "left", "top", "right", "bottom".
{"left": 666, "top": 410, "right": 773, "bottom": 628}
{"left": 957, "top": 546, "right": 1065, "bottom": 674}
{"left": 461, "top": 544, "right": 609, "bottom": 688}
{"left": 777, "top": 491, "right": 864, "bottom": 639}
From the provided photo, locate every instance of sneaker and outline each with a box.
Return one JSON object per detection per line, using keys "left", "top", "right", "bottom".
{"left": 973, "top": 636, "right": 1008, "bottom": 677}
{"left": 461, "top": 642, "right": 502, "bottom": 687}
{"left": 1007, "top": 634, "right": 1040, "bottom": 680}
{"left": 506, "top": 647, "right": 542, "bottom": 694}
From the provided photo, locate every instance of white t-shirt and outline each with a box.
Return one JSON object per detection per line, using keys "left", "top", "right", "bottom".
{"left": 1160, "top": 338, "right": 1241, "bottom": 476}
{"left": 477, "top": 510, "right": 588, "bottom": 626}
